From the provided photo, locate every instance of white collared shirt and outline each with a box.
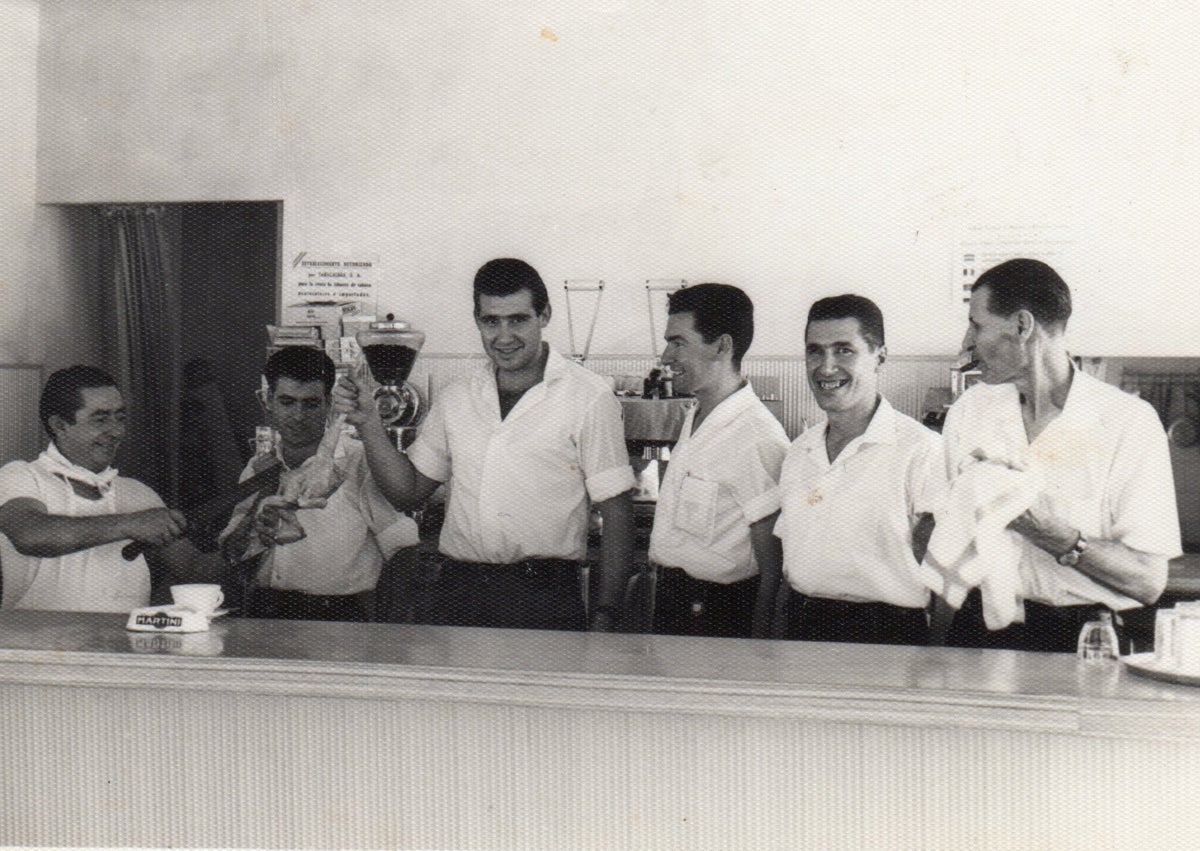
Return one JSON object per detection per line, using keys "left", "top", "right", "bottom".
{"left": 407, "top": 346, "right": 636, "bottom": 564}
{"left": 649, "top": 383, "right": 789, "bottom": 584}
{"left": 220, "top": 437, "right": 418, "bottom": 596}
{"left": 774, "top": 397, "right": 944, "bottom": 607}
{"left": 941, "top": 370, "right": 1181, "bottom": 609}
{"left": 0, "top": 450, "right": 163, "bottom": 612}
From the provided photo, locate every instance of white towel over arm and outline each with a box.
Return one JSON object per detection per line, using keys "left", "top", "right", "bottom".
{"left": 918, "top": 459, "right": 1043, "bottom": 630}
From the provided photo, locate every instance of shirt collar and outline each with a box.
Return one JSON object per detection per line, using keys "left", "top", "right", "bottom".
{"left": 798, "top": 395, "right": 898, "bottom": 455}
{"left": 689, "top": 380, "right": 757, "bottom": 436}
{"left": 41, "top": 441, "right": 120, "bottom": 494}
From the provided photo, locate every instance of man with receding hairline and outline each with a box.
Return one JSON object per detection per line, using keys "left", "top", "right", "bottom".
{"left": 0, "top": 365, "right": 187, "bottom": 612}
{"left": 938, "top": 258, "right": 1181, "bottom": 652}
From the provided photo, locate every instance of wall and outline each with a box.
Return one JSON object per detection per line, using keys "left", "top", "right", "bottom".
{"left": 36, "top": 1, "right": 1200, "bottom": 359}
{"left": 0, "top": 0, "right": 104, "bottom": 462}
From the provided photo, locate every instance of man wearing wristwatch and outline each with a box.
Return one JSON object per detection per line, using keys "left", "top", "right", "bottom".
{"left": 941, "top": 259, "right": 1181, "bottom": 652}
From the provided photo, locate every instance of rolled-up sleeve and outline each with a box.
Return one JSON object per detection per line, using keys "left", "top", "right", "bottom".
{"left": 406, "top": 397, "right": 452, "bottom": 484}
{"left": 579, "top": 392, "right": 636, "bottom": 503}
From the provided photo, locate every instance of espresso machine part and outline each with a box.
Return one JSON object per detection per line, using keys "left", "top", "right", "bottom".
{"left": 356, "top": 317, "right": 426, "bottom": 427}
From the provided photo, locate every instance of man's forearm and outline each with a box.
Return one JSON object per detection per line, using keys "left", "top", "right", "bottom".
{"left": 1, "top": 506, "right": 133, "bottom": 558}
{"left": 593, "top": 492, "right": 634, "bottom": 613}
{"left": 750, "top": 514, "right": 782, "bottom": 638}
{"left": 1010, "top": 509, "right": 1167, "bottom": 604}
{"left": 356, "top": 415, "right": 427, "bottom": 511}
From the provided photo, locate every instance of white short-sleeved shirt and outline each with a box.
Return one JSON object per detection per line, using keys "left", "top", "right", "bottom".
{"left": 0, "top": 451, "right": 163, "bottom": 612}
{"left": 220, "top": 438, "right": 419, "bottom": 596}
{"left": 407, "top": 346, "right": 636, "bottom": 564}
{"left": 649, "top": 383, "right": 789, "bottom": 584}
{"left": 941, "top": 370, "right": 1182, "bottom": 609}
{"left": 774, "top": 397, "right": 945, "bottom": 608}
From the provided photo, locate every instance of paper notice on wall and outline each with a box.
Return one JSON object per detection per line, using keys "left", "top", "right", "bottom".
{"left": 292, "top": 252, "right": 378, "bottom": 305}
{"left": 953, "top": 224, "right": 1076, "bottom": 308}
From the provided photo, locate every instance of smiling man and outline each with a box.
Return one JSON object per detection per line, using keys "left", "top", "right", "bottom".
{"left": 333, "top": 258, "right": 635, "bottom": 632}
{"left": 0, "top": 366, "right": 187, "bottom": 612}
{"left": 648, "top": 283, "right": 789, "bottom": 639}
{"left": 764, "top": 295, "right": 944, "bottom": 645}
{"left": 941, "top": 258, "right": 1180, "bottom": 652}
{"left": 220, "top": 347, "right": 418, "bottom": 622}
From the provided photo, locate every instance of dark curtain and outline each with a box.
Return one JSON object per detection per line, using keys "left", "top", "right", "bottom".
{"left": 102, "top": 205, "right": 182, "bottom": 504}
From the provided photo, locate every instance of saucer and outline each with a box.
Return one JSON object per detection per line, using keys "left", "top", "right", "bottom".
{"left": 1121, "top": 652, "right": 1200, "bottom": 687}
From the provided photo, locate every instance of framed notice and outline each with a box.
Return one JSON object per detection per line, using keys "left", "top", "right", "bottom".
{"left": 291, "top": 252, "right": 378, "bottom": 305}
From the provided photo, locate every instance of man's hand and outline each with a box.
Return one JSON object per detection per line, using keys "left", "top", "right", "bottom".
{"left": 331, "top": 363, "right": 379, "bottom": 427}
{"left": 123, "top": 508, "right": 188, "bottom": 548}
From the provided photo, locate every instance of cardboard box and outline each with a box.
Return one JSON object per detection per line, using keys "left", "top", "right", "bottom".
{"left": 282, "top": 301, "right": 363, "bottom": 340}
{"left": 282, "top": 301, "right": 363, "bottom": 325}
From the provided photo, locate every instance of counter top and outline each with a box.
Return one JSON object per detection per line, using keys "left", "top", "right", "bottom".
{"left": 3, "top": 610, "right": 1199, "bottom": 741}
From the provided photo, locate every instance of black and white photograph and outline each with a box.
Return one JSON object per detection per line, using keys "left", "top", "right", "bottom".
{"left": 2, "top": 1, "right": 1199, "bottom": 848}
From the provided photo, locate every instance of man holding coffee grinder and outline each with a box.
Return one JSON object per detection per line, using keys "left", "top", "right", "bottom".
{"left": 333, "top": 258, "right": 636, "bottom": 632}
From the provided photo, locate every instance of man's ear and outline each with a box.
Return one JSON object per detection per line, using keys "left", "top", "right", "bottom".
{"left": 717, "top": 333, "right": 734, "bottom": 360}
{"left": 539, "top": 305, "right": 552, "bottom": 327}
{"left": 1015, "top": 309, "right": 1036, "bottom": 341}
{"left": 876, "top": 344, "right": 888, "bottom": 370}
{"left": 47, "top": 414, "right": 68, "bottom": 438}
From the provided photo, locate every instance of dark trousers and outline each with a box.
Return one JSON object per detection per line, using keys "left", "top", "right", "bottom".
{"left": 415, "top": 558, "right": 588, "bottom": 632}
{"left": 785, "top": 593, "right": 930, "bottom": 646}
{"left": 653, "top": 568, "right": 759, "bottom": 639}
{"left": 243, "top": 587, "right": 369, "bottom": 623}
{"left": 946, "top": 587, "right": 1133, "bottom": 654}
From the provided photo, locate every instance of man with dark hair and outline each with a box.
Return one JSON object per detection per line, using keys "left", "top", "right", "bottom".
{"left": 763, "top": 295, "right": 944, "bottom": 645}
{"left": 333, "top": 258, "right": 635, "bottom": 632}
{"left": 0, "top": 366, "right": 187, "bottom": 611}
{"left": 220, "top": 347, "right": 418, "bottom": 621}
{"left": 648, "top": 283, "right": 789, "bottom": 638}
{"left": 935, "top": 259, "right": 1180, "bottom": 652}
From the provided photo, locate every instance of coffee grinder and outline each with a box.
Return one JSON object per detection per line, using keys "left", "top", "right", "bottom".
{"left": 356, "top": 316, "right": 426, "bottom": 449}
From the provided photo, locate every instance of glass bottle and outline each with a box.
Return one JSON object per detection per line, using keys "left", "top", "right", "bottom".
{"left": 1077, "top": 611, "right": 1120, "bottom": 662}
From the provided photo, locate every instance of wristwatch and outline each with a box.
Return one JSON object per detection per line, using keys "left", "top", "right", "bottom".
{"left": 1057, "top": 531, "right": 1088, "bottom": 567}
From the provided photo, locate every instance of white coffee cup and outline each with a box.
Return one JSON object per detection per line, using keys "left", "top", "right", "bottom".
{"left": 171, "top": 583, "right": 224, "bottom": 615}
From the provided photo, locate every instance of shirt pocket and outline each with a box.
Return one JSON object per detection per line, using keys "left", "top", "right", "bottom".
{"left": 674, "top": 474, "right": 720, "bottom": 545}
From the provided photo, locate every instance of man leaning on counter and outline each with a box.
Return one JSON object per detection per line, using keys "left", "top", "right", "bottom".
{"left": 938, "top": 259, "right": 1182, "bottom": 652}
{"left": 219, "top": 347, "right": 419, "bottom": 622}
{"left": 647, "top": 283, "right": 789, "bottom": 640}
{"left": 333, "top": 258, "right": 636, "bottom": 632}
{"left": 0, "top": 366, "right": 189, "bottom": 612}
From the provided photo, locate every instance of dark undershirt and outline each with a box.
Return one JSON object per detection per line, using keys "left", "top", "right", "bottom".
{"left": 497, "top": 387, "right": 529, "bottom": 420}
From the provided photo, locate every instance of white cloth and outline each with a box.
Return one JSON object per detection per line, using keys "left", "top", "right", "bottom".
{"left": 0, "top": 448, "right": 162, "bottom": 612}
{"left": 919, "top": 461, "right": 1043, "bottom": 629}
{"left": 649, "top": 383, "right": 789, "bottom": 584}
{"left": 220, "top": 438, "right": 418, "bottom": 596}
{"left": 407, "top": 346, "right": 636, "bottom": 564}
{"left": 939, "top": 371, "right": 1182, "bottom": 610}
{"left": 773, "top": 397, "right": 945, "bottom": 607}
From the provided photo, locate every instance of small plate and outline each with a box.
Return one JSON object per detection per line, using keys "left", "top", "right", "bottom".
{"left": 1122, "top": 652, "right": 1200, "bottom": 687}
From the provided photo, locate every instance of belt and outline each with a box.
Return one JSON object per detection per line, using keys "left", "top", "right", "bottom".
{"left": 441, "top": 557, "right": 583, "bottom": 582}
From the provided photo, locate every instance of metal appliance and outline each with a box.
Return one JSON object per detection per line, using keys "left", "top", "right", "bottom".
{"left": 355, "top": 316, "right": 426, "bottom": 437}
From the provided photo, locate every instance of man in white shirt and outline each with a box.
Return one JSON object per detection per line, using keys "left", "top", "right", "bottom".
{"left": 0, "top": 366, "right": 188, "bottom": 612}
{"left": 220, "top": 347, "right": 418, "bottom": 622}
{"left": 765, "top": 296, "right": 943, "bottom": 645}
{"left": 648, "top": 283, "right": 789, "bottom": 639}
{"left": 941, "top": 259, "right": 1181, "bottom": 652}
{"left": 333, "top": 258, "right": 635, "bottom": 632}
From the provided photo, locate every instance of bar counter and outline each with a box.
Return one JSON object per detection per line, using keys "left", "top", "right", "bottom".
{"left": 3, "top": 610, "right": 1200, "bottom": 848}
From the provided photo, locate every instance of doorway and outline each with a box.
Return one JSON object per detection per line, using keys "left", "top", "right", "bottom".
{"left": 176, "top": 201, "right": 279, "bottom": 509}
